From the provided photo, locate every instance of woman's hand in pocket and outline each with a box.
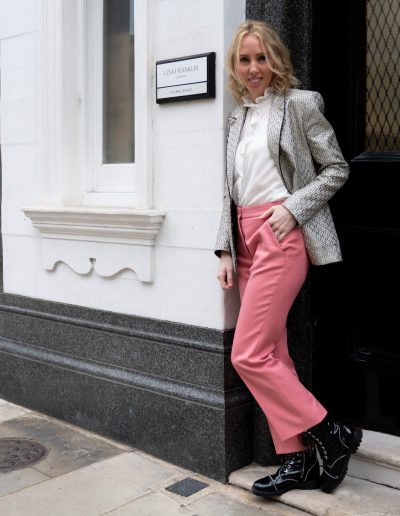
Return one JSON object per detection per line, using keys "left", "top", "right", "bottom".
{"left": 261, "top": 205, "right": 297, "bottom": 242}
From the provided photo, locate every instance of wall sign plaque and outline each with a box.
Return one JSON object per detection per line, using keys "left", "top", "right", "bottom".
{"left": 156, "top": 52, "right": 216, "bottom": 103}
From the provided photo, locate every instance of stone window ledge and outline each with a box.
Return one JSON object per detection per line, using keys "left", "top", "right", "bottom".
{"left": 22, "top": 206, "right": 166, "bottom": 282}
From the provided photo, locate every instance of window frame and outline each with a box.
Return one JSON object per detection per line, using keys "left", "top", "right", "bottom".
{"left": 39, "top": 0, "right": 152, "bottom": 209}
{"left": 84, "top": 0, "right": 135, "bottom": 201}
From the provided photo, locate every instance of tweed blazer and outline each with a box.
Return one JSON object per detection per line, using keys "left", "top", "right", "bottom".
{"left": 215, "top": 89, "right": 349, "bottom": 271}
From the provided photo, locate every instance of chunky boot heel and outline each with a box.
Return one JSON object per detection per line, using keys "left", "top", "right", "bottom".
{"left": 299, "top": 478, "right": 320, "bottom": 490}
{"left": 350, "top": 427, "right": 363, "bottom": 454}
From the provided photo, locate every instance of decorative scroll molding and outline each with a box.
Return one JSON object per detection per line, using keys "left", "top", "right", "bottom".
{"left": 22, "top": 207, "right": 166, "bottom": 282}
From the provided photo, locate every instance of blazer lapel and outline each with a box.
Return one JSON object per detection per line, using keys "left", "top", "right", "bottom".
{"left": 226, "top": 107, "right": 247, "bottom": 193}
{"left": 267, "top": 92, "right": 285, "bottom": 176}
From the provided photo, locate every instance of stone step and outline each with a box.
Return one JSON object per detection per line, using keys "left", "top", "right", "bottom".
{"left": 348, "top": 429, "right": 400, "bottom": 489}
{"left": 229, "top": 453, "right": 400, "bottom": 516}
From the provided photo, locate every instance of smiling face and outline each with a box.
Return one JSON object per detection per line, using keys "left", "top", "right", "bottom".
{"left": 236, "top": 34, "right": 273, "bottom": 101}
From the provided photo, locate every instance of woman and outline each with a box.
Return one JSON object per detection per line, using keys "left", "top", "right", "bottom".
{"left": 215, "top": 20, "right": 362, "bottom": 497}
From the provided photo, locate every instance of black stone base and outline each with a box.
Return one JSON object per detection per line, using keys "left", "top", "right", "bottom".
{"left": 0, "top": 293, "right": 253, "bottom": 481}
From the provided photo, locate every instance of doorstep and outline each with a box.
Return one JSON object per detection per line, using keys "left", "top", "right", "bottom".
{"left": 229, "top": 432, "right": 400, "bottom": 516}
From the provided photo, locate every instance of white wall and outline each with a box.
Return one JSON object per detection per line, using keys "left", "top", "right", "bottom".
{"left": 0, "top": 0, "right": 244, "bottom": 329}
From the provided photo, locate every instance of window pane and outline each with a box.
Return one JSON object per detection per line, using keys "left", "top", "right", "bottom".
{"left": 103, "top": 0, "right": 135, "bottom": 163}
{"left": 365, "top": 0, "right": 400, "bottom": 151}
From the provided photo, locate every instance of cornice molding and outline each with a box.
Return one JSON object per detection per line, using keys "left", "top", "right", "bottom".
{"left": 23, "top": 206, "right": 166, "bottom": 243}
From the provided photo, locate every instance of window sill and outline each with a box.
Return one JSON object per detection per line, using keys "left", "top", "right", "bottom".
{"left": 22, "top": 206, "right": 166, "bottom": 282}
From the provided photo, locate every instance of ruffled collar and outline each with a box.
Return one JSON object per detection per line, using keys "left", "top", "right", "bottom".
{"left": 242, "top": 87, "right": 272, "bottom": 107}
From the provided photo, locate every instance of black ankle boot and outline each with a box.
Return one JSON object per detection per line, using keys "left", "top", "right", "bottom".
{"left": 251, "top": 448, "right": 320, "bottom": 498}
{"left": 303, "top": 416, "right": 363, "bottom": 493}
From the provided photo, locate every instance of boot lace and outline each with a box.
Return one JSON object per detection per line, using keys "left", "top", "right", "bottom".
{"left": 305, "top": 430, "right": 329, "bottom": 461}
{"left": 280, "top": 452, "right": 300, "bottom": 473}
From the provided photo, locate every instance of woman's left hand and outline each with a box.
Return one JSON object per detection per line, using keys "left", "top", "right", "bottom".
{"left": 261, "top": 205, "right": 297, "bottom": 242}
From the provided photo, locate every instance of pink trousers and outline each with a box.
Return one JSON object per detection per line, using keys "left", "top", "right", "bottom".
{"left": 232, "top": 201, "right": 327, "bottom": 454}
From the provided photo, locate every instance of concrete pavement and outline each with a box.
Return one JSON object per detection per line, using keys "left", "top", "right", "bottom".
{"left": 0, "top": 399, "right": 305, "bottom": 515}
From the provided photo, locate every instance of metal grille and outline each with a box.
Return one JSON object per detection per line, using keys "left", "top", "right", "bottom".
{"left": 366, "top": 0, "right": 400, "bottom": 151}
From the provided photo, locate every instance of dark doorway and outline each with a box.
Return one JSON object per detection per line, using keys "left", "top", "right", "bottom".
{"left": 311, "top": 0, "right": 400, "bottom": 436}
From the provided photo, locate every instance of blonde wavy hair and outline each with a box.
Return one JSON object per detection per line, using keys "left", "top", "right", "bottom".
{"left": 227, "top": 20, "right": 299, "bottom": 104}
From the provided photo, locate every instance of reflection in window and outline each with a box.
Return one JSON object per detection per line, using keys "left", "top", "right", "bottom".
{"left": 365, "top": 0, "right": 400, "bottom": 151}
{"left": 103, "top": 0, "right": 135, "bottom": 163}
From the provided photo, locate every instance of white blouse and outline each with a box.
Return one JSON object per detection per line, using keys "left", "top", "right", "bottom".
{"left": 232, "top": 89, "right": 290, "bottom": 207}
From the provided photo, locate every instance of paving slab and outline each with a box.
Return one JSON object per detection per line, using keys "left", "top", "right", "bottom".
{"left": 189, "top": 491, "right": 299, "bottom": 515}
{"left": 204, "top": 485, "right": 307, "bottom": 516}
{"left": 230, "top": 462, "right": 400, "bottom": 516}
{"left": 0, "top": 401, "right": 29, "bottom": 423}
{"left": 0, "top": 452, "right": 182, "bottom": 515}
{"left": 0, "top": 467, "right": 50, "bottom": 496}
{"left": 104, "top": 492, "right": 193, "bottom": 515}
{"left": 0, "top": 414, "right": 128, "bottom": 477}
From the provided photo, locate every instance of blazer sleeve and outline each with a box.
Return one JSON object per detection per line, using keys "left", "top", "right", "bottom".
{"left": 214, "top": 179, "right": 232, "bottom": 258}
{"left": 214, "top": 115, "right": 236, "bottom": 258}
{"left": 282, "top": 91, "right": 349, "bottom": 226}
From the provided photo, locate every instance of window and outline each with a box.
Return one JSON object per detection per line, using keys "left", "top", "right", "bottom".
{"left": 84, "top": 0, "right": 139, "bottom": 203}
{"left": 37, "top": 0, "right": 152, "bottom": 207}
{"left": 103, "top": 0, "right": 135, "bottom": 165}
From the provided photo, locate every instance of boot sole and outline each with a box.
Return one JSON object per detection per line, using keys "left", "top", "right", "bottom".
{"left": 252, "top": 479, "right": 320, "bottom": 498}
{"left": 320, "top": 427, "right": 363, "bottom": 493}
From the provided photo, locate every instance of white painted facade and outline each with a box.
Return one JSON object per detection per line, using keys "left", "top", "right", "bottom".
{"left": 0, "top": 0, "right": 245, "bottom": 329}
